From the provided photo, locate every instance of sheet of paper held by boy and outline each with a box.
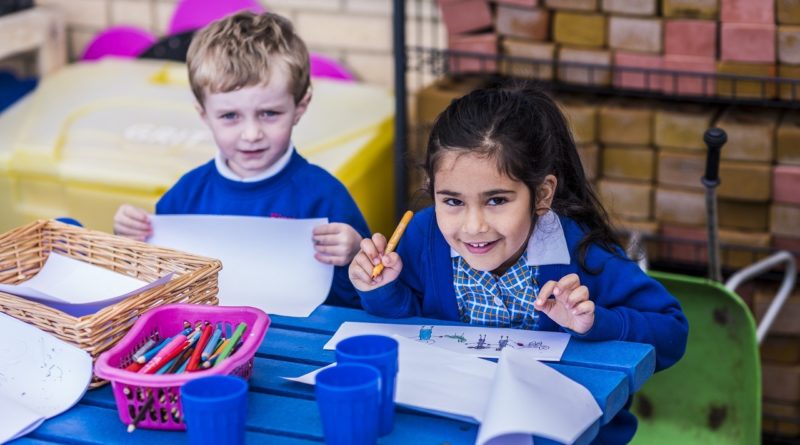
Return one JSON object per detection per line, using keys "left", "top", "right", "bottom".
{"left": 0, "top": 313, "right": 92, "bottom": 443}
{"left": 324, "top": 321, "right": 570, "bottom": 360}
{"left": 148, "top": 214, "right": 333, "bottom": 317}
{"left": 0, "top": 253, "right": 173, "bottom": 316}
{"left": 287, "top": 336, "right": 600, "bottom": 444}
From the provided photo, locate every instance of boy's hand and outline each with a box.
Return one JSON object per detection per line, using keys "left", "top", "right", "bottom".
{"left": 349, "top": 233, "right": 403, "bottom": 292}
{"left": 534, "top": 273, "right": 595, "bottom": 334}
{"left": 113, "top": 205, "right": 152, "bottom": 241}
{"left": 312, "top": 223, "right": 362, "bottom": 266}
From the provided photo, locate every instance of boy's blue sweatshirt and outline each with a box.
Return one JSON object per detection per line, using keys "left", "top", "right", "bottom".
{"left": 156, "top": 150, "right": 370, "bottom": 308}
{"left": 358, "top": 207, "right": 688, "bottom": 444}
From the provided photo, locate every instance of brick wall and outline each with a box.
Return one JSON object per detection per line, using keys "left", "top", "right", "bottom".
{"left": 28, "top": 0, "right": 443, "bottom": 89}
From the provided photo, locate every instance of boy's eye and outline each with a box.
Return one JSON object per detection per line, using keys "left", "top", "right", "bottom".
{"left": 260, "top": 110, "right": 279, "bottom": 118}
{"left": 443, "top": 198, "right": 464, "bottom": 207}
{"left": 487, "top": 197, "right": 508, "bottom": 206}
{"left": 220, "top": 112, "right": 237, "bottom": 120}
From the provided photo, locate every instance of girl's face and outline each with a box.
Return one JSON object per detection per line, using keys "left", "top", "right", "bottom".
{"left": 433, "top": 151, "right": 542, "bottom": 275}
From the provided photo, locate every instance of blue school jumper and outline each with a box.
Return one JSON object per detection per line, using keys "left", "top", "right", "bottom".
{"left": 156, "top": 149, "right": 370, "bottom": 308}
{"left": 358, "top": 207, "right": 688, "bottom": 444}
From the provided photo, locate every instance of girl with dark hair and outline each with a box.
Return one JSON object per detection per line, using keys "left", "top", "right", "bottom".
{"left": 349, "top": 84, "right": 688, "bottom": 443}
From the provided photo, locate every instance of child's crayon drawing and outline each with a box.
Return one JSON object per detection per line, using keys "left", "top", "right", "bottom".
{"left": 327, "top": 321, "right": 570, "bottom": 360}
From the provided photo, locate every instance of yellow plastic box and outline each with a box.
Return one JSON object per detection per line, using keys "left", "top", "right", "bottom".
{"left": 0, "top": 59, "right": 395, "bottom": 235}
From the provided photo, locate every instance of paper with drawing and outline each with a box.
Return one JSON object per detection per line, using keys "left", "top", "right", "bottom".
{"left": 149, "top": 215, "right": 333, "bottom": 317}
{"left": 0, "top": 313, "right": 92, "bottom": 442}
{"left": 0, "top": 253, "right": 173, "bottom": 316}
{"left": 288, "top": 336, "right": 601, "bottom": 444}
{"left": 325, "top": 321, "right": 570, "bottom": 360}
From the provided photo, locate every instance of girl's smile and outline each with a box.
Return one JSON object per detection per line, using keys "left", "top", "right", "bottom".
{"left": 433, "top": 152, "right": 534, "bottom": 275}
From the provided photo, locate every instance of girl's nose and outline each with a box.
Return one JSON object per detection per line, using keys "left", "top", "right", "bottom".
{"left": 463, "top": 208, "right": 488, "bottom": 235}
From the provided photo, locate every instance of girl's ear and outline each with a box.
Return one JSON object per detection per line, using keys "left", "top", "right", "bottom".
{"left": 535, "top": 174, "right": 557, "bottom": 215}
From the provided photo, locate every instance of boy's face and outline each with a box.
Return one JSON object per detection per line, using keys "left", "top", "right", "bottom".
{"left": 198, "top": 67, "right": 310, "bottom": 178}
{"left": 433, "top": 151, "right": 534, "bottom": 274}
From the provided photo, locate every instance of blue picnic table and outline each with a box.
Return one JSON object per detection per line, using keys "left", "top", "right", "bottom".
{"left": 8, "top": 305, "right": 655, "bottom": 445}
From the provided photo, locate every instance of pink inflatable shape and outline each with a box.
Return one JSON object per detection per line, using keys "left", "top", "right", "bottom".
{"left": 167, "top": 0, "right": 355, "bottom": 81}
{"left": 168, "top": 0, "right": 265, "bottom": 36}
{"left": 310, "top": 53, "right": 356, "bottom": 82}
{"left": 81, "top": 26, "right": 156, "bottom": 61}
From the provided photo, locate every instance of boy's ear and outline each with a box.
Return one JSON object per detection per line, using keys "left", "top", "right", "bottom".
{"left": 535, "top": 174, "right": 557, "bottom": 215}
{"left": 292, "top": 88, "right": 313, "bottom": 125}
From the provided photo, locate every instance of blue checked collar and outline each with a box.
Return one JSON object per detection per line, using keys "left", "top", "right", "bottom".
{"left": 450, "top": 210, "right": 570, "bottom": 266}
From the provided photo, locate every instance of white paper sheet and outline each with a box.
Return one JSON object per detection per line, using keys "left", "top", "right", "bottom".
{"left": 325, "top": 322, "right": 570, "bottom": 361}
{"left": 476, "top": 348, "right": 602, "bottom": 445}
{"left": 0, "top": 253, "right": 173, "bottom": 316}
{"left": 286, "top": 336, "right": 495, "bottom": 423}
{"left": 289, "top": 337, "right": 602, "bottom": 444}
{"left": 148, "top": 215, "right": 334, "bottom": 317}
{"left": 0, "top": 313, "right": 92, "bottom": 443}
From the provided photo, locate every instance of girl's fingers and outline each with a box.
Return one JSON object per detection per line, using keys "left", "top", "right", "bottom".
{"left": 371, "top": 233, "right": 388, "bottom": 253}
{"left": 535, "top": 280, "right": 558, "bottom": 306}
{"left": 567, "top": 286, "right": 589, "bottom": 309}
{"left": 573, "top": 300, "right": 595, "bottom": 317}
{"left": 349, "top": 253, "right": 377, "bottom": 287}
{"left": 553, "top": 274, "right": 579, "bottom": 300}
{"left": 359, "top": 238, "right": 381, "bottom": 264}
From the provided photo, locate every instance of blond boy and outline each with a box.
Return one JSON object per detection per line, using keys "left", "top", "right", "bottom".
{"left": 114, "top": 12, "right": 369, "bottom": 307}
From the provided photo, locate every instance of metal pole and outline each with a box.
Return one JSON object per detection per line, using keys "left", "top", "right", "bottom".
{"left": 393, "top": 0, "right": 408, "bottom": 221}
{"left": 702, "top": 128, "right": 727, "bottom": 283}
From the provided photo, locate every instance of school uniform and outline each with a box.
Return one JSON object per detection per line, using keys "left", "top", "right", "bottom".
{"left": 157, "top": 145, "right": 370, "bottom": 308}
{"left": 357, "top": 207, "right": 688, "bottom": 444}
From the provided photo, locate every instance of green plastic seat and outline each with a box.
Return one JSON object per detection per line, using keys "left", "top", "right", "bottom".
{"left": 630, "top": 270, "right": 760, "bottom": 445}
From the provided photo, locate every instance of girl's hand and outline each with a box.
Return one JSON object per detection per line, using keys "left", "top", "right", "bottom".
{"left": 534, "top": 273, "right": 595, "bottom": 334}
{"left": 312, "top": 223, "right": 362, "bottom": 266}
{"left": 113, "top": 204, "right": 152, "bottom": 241}
{"left": 348, "top": 233, "right": 403, "bottom": 292}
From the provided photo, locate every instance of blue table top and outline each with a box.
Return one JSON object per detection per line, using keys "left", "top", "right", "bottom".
{"left": 10, "top": 305, "right": 655, "bottom": 445}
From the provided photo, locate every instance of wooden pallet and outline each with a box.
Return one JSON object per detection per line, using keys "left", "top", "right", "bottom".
{"left": 0, "top": 6, "right": 66, "bottom": 77}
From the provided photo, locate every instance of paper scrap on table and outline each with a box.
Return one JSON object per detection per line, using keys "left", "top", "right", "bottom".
{"left": 0, "top": 313, "right": 92, "bottom": 443}
{"left": 325, "top": 321, "right": 570, "bottom": 361}
{"left": 476, "top": 348, "right": 602, "bottom": 445}
{"left": 0, "top": 253, "right": 173, "bottom": 317}
{"left": 287, "top": 336, "right": 601, "bottom": 443}
{"left": 149, "top": 215, "right": 333, "bottom": 317}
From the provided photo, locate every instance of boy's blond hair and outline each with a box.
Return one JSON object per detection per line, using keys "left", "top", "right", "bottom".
{"left": 187, "top": 11, "right": 310, "bottom": 105}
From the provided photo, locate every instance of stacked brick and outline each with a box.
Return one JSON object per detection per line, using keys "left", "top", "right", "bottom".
{"left": 757, "top": 283, "right": 800, "bottom": 437}
{"left": 438, "top": 0, "right": 799, "bottom": 100}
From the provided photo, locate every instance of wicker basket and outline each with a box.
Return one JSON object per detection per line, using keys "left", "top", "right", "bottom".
{"left": 0, "top": 220, "right": 222, "bottom": 387}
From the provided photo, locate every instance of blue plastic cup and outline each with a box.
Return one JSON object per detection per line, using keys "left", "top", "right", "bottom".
{"left": 335, "top": 335, "right": 398, "bottom": 436}
{"left": 180, "top": 375, "right": 248, "bottom": 445}
{"left": 315, "top": 363, "right": 381, "bottom": 445}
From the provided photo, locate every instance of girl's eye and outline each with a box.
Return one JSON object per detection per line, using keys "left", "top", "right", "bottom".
{"left": 487, "top": 197, "right": 508, "bottom": 206}
{"left": 443, "top": 198, "right": 463, "bottom": 207}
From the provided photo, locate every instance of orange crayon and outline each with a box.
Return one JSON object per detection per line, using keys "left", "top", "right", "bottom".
{"left": 371, "top": 210, "right": 413, "bottom": 278}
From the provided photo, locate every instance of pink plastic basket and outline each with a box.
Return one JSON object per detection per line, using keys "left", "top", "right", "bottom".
{"left": 94, "top": 303, "right": 270, "bottom": 430}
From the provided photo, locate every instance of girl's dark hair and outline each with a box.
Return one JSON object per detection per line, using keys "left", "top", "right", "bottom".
{"left": 425, "top": 82, "right": 622, "bottom": 271}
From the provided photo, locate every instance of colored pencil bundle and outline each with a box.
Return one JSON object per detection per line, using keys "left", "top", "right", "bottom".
{"left": 121, "top": 321, "right": 248, "bottom": 375}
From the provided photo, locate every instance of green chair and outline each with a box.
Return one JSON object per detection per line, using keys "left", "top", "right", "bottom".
{"left": 624, "top": 228, "right": 797, "bottom": 444}
{"left": 630, "top": 270, "right": 760, "bottom": 445}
